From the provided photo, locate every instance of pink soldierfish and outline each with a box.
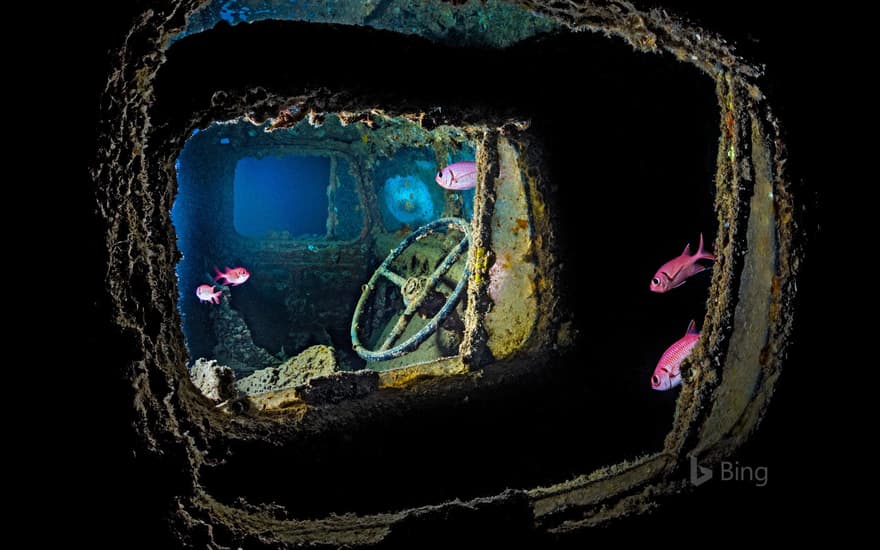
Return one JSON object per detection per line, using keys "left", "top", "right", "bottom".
{"left": 435, "top": 161, "right": 477, "bottom": 190}
{"left": 214, "top": 265, "right": 251, "bottom": 286}
{"left": 651, "top": 320, "right": 700, "bottom": 391}
{"left": 649, "top": 233, "right": 715, "bottom": 293}
{"left": 196, "top": 284, "right": 222, "bottom": 304}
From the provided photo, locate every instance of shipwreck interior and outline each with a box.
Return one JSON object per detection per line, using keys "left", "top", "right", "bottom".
{"left": 92, "top": 1, "right": 802, "bottom": 546}
{"left": 173, "top": 119, "right": 480, "bottom": 377}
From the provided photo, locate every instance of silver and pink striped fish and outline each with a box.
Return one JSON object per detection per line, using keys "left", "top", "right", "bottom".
{"left": 651, "top": 320, "right": 700, "bottom": 391}
{"left": 649, "top": 233, "right": 715, "bottom": 292}
{"left": 435, "top": 161, "right": 477, "bottom": 191}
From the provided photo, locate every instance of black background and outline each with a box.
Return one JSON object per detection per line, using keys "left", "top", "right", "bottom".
{"left": 50, "top": 0, "right": 834, "bottom": 545}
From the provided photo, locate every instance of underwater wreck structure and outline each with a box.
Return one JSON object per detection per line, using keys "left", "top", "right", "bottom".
{"left": 94, "top": 0, "right": 802, "bottom": 546}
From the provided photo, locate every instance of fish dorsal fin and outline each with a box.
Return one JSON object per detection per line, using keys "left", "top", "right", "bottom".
{"left": 696, "top": 232, "right": 715, "bottom": 261}
{"left": 686, "top": 320, "right": 698, "bottom": 335}
{"left": 681, "top": 243, "right": 691, "bottom": 256}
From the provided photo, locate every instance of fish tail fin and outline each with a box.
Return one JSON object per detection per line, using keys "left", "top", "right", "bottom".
{"left": 212, "top": 266, "right": 223, "bottom": 281}
{"left": 686, "top": 320, "right": 699, "bottom": 335}
{"left": 696, "top": 233, "right": 715, "bottom": 261}
{"left": 212, "top": 294, "right": 221, "bottom": 305}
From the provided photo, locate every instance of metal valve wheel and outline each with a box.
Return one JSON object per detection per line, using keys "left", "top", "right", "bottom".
{"left": 351, "top": 217, "right": 471, "bottom": 362}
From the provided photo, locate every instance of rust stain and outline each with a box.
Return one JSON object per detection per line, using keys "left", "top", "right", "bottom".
{"left": 771, "top": 274, "right": 781, "bottom": 295}
{"left": 512, "top": 218, "right": 529, "bottom": 234}
{"left": 500, "top": 252, "right": 512, "bottom": 270}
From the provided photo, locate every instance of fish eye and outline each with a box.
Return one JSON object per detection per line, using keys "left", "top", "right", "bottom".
{"left": 651, "top": 375, "right": 659, "bottom": 385}
{"left": 652, "top": 277, "right": 660, "bottom": 285}
{"left": 437, "top": 171, "right": 443, "bottom": 178}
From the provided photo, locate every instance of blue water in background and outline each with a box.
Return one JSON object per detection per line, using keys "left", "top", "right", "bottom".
{"left": 374, "top": 145, "right": 476, "bottom": 231}
{"left": 172, "top": 124, "right": 476, "bottom": 363}
{"left": 234, "top": 155, "right": 329, "bottom": 237}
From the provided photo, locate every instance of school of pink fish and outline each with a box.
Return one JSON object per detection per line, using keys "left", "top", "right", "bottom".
{"left": 191, "top": 159, "right": 708, "bottom": 396}
{"left": 650, "top": 235, "right": 715, "bottom": 391}
{"left": 196, "top": 265, "right": 250, "bottom": 306}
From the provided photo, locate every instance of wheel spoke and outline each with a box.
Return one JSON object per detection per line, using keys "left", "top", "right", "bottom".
{"left": 380, "top": 308, "right": 416, "bottom": 351}
{"left": 380, "top": 268, "right": 407, "bottom": 287}
{"left": 429, "top": 235, "right": 469, "bottom": 282}
{"left": 381, "top": 232, "right": 468, "bottom": 351}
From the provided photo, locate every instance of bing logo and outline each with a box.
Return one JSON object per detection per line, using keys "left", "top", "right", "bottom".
{"left": 689, "top": 456, "right": 768, "bottom": 487}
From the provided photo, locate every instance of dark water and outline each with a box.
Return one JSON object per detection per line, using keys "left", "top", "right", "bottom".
{"left": 544, "top": 30, "right": 719, "bottom": 452}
